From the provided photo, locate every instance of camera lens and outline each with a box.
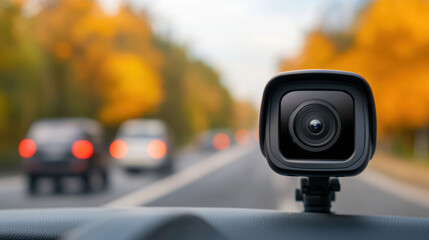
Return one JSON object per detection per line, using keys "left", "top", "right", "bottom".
{"left": 308, "top": 119, "right": 323, "bottom": 133}
{"left": 289, "top": 100, "right": 341, "bottom": 152}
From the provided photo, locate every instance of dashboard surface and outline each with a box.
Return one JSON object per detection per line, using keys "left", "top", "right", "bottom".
{"left": 0, "top": 207, "right": 428, "bottom": 240}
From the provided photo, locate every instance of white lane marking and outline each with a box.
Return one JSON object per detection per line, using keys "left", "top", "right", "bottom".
{"left": 103, "top": 146, "right": 252, "bottom": 208}
{"left": 0, "top": 175, "right": 23, "bottom": 193}
{"left": 0, "top": 175, "right": 21, "bottom": 185}
{"left": 360, "top": 169, "right": 429, "bottom": 209}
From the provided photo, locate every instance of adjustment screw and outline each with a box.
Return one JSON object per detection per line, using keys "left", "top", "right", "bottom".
{"left": 330, "top": 178, "right": 340, "bottom": 192}
{"left": 295, "top": 189, "right": 303, "bottom": 201}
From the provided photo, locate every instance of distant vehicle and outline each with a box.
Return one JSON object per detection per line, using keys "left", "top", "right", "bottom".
{"left": 110, "top": 119, "right": 173, "bottom": 173}
{"left": 19, "top": 118, "right": 109, "bottom": 194}
{"left": 196, "top": 129, "right": 234, "bottom": 151}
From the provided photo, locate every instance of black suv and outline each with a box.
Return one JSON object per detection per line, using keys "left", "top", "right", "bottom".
{"left": 19, "top": 118, "right": 109, "bottom": 194}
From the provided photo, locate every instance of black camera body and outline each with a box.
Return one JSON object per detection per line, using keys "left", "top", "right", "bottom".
{"left": 259, "top": 70, "right": 376, "bottom": 177}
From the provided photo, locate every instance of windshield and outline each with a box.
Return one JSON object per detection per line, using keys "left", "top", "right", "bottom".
{"left": 1, "top": 0, "right": 429, "bottom": 218}
{"left": 118, "top": 121, "right": 166, "bottom": 139}
{"left": 29, "top": 122, "right": 83, "bottom": 145}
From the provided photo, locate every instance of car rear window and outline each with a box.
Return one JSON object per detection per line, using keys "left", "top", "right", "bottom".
{"left": 29, "top": 122, "right": 83, "bottom": 144}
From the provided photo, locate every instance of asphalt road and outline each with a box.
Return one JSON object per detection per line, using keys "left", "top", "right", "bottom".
{"left": 0, "top": 148, "right": 212, "bottom": 209}
{"left": 0, "top": 143, "right": 429, "bottom": 218}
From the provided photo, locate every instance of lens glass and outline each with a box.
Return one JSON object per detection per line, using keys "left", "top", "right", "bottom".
{"left": 308, "top": 119, "right": 323, "bottom": 133}
{"left": 290, "top": 100, "right": 341, "bottom": 151}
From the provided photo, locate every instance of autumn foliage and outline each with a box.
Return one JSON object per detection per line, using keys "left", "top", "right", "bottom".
{"left": 33, "top": 0, "right": 164, "bottom": 124}
{"left": 0, "top": 0, "right": 254, "bottom": 164}
{"left": 281, "top": 0, "right": 429, "bottom": 153}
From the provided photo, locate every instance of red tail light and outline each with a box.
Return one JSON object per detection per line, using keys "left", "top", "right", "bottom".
{"left": 147, "top": 140, "right": 167, "bottom": 159}
{"left": 234, "top": 129, "right": 251, "bottom": 146}
{"left": 212, "top": 133, "right": 230, "bottom": 151}
{"left": 19, "top": 139, "right": 37, "bottom": 158}
{"left": 110, "top": 140, "right": 128, "bottom": 159}
{"left": 71, "top": 140, "right": 94, "bottom": 159}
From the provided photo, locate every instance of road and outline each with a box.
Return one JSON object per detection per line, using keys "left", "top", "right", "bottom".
{"left": 0, "top": 143, "right": 429, "bottom": 218}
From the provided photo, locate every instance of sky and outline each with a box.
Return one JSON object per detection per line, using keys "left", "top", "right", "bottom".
{"left": 99, "top": 0, "right": 365, "bottom": 106}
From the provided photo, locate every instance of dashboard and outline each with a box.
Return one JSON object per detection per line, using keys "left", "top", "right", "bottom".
{"left": 0, "top": 207, "right": 428, "bottom": 240}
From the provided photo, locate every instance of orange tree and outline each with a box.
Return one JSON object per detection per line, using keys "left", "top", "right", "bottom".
{"left": 0, "top": 0, "right": 249, "bottom": 158}
{"left": 281, "top": 0, "right": 429, "bottom": 158}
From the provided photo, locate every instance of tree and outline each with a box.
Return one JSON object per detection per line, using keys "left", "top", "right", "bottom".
{"left": 34, "top": 0, "right": 164, "bottom": 124}
{"left": 280, "top": 0, "right": 429, "bottom": 158}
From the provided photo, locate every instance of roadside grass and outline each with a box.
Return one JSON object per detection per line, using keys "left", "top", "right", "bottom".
{"left": 369, "top": 151, "right": 429, "bottom": 191}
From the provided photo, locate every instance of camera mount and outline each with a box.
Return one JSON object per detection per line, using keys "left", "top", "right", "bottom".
{"left": 295, "top": 177, "right": 341, "bottom": 213}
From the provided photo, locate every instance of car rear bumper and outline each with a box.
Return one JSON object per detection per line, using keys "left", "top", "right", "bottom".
{"left": 116, "top": 157, "right": 166, "bottom": 169}
{"left": 22, "top": 158, "right": 90, "bottom": 176}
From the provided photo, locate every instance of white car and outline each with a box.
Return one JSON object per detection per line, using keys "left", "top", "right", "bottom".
{"left": 110, "top": 119, "right": 173, "bottom": 173}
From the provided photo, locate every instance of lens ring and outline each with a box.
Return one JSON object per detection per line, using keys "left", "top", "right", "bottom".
{"left": 289, "top": 100, "right": 341, "bottom": 152}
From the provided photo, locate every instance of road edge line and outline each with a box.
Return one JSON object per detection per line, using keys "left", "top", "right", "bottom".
{"left": 102, "top": 146, "right": 252, "bottom": 208}
{"left": 360, "top": 168, "right": 429, "bottom": 209}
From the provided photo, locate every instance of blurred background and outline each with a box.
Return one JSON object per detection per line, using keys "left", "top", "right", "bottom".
{"left": 1, "top": 0, "right": 429, "bottom": 217}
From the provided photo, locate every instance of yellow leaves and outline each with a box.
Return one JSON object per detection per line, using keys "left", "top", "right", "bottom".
{"left": 11, "top": 0, "right": 25, "bottom": 7}
{"left": 356, "top": 0, "right": 429, "bottom": 59}
{"left": 181, "top": 61, "right": 234, "bottom": 133}
{"left": 54, "top": 42, "right": 72, "bottom": 60}
{"left": 188, "top": 107, "right": 209, "bottom": 134}
{"left": 97, "top": 53, "right": 163, "bottom": 125}
{"left": 34, "top": 0, "right": 100, "bottom": 54}
{"left": 232, "top": 101, "right": 257, "bottom": 129}
{"left": 33, "top": 0, "right": 165, "bottom": 125}
{"left": 1, "top": 0, "right": 234, "bottom": 146}
{"left": 280, "top": 0, "right": 429, "bottom": 134}
{"left": 185, "top": 76, "right": 221, "bottom": 114}
{"left": 301, "top": 31, "right": 336, "bottom": 67}
{"left": 66, "top": 0, "right": 94, "bottom": 12}
{"left": 281, "top": 31, "right": 336, "bottom": 71}
{"left": 182, "top": 71, "right": 217, "bottom": 133}
{"left": 72, "top": 12, "right": 117, "bottom": 45}
{"left": 382, "top": 64, "right": 429, "bottom": 128}
{"left": 0, "top": 91, "right": 8, "bottom": 131}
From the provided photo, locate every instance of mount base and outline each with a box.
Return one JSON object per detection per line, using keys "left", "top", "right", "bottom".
{"left": 295, "top": 177, "right": 340, "bottom": 213}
